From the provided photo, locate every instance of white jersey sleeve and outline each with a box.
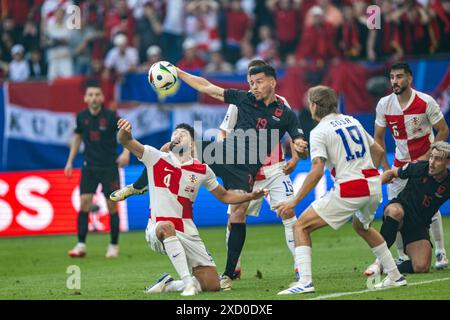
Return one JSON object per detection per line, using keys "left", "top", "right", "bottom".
{"left": 375, "top": 100, "right": 386, "bottom": 128}
{"left": 219, "top": 104, "right": 238, "bottom": 132}
{"left": 309, "top": 129, "right": 328, "bottom": 160}
{"left": 425, "top": 95, "right": 444, "bottom": 125}
{"left": 139, "top": 145, "right": 162, "bottom": 167}
{"left": 203, "top": 166, "right": 220, "bottom": 191}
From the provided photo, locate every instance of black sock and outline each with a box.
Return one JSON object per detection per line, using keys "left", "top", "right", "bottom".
{"left": 133, "top": 168, "right": 148, "bottom": 190}
{"left": 110, "top": 213, "right": 120, "bottom": 245}
{"left": 224, "top": 223, "right": 246, "bottom": 279}
{"left": 380, "top": 216, "right": 399, "bottom": 249}
{"left": 77, "top": 211, "right": 89, "bottom": 243}
{"left": 397, "top": 260, "right": 415, "bottom": 274}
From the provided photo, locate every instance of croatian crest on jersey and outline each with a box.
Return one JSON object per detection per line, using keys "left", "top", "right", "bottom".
{"left": 410, "top": 116, "right": 422, "bottom": 134}
{"left": 188, "top": 174, "right": 198, "bottom": 184}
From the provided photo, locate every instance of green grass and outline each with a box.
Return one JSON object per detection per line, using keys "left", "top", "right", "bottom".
{"left": 1, "top": 218, "right": 450, "bottom": 300}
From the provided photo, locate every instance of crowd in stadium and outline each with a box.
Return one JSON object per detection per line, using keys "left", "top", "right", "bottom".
{"left": 0, "top": 0, "right": 449, "bottom": 83}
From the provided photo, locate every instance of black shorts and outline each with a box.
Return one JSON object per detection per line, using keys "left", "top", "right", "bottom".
{"left": 80, "top": 165, "right": 120, "bottom": 198}
{"left": 386, "top": 198, "right": 431, "bottom": 250}
{"left": 198, "top": 140, "right": 260, "bottom": 192}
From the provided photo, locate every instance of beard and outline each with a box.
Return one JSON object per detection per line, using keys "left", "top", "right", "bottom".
{"left": 169, "top": 141, "right": 188, "bottom": 155}
{"left": 393, "top": 84, "right": 407, "bottom": 95}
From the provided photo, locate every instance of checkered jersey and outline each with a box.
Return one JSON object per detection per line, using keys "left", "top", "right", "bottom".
{"left": 375, "top": 90, "right": 444, "bottom": 167}
{"left": 219, "top": 94, "right": 291, "bottom": 180}
{"left": 139, "top": 146, "right": 219, "bottom": 236}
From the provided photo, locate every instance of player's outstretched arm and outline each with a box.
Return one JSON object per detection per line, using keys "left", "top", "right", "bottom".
{"left": 176, "top": 67, "right": 225, "bottom": 102}
{"left": 117, "top": 118, "right": 145, "bottom": 159}
{"left": 64, "top": 133, "right": 82, "bottom": 178}
{"left": 381, "top": 167, "right": 399, "bottom": 184}
{"left": 369, "top": 140, "right": 385, "bottom": 169}
{"left": 374, "top": 124, "right": 390, "bottom": 171}
{"left": 210, "top": 185, "right": 268, "bottom": 204}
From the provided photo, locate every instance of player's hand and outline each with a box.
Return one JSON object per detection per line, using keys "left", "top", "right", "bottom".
{"left": 273, "top": 199, "right": 297, "bottom": 218}
{"left": 283, "top": 158, "right": 298, "bottom": 175}
{"left": 64, "top": 163, "right": 73, "bottom": 179}
{"left": 294, "top": 139, "right": 308, "bottom": 157}
{"left": 116, "top": 152, "right": 130, "bottom": 168}
{"left": 117, "top": 118, "right": 133, "bottom": 144}
{"left": 250, "top": 188, "right": 269, "bottom": 200}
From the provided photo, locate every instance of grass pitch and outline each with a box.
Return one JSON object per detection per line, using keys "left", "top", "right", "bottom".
{"left": 1, "top": 219, "right": 449, "bottom": 300}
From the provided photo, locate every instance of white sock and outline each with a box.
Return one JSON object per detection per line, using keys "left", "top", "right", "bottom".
{"left": 226, "top": 225, "right": 241, "bottom": 270}
{"left": 163, "top": 236, "right": 193, "bottom": 287}
{"left": 430, "top": 211, "right": 446, "bottom": 255}
{"left": 372, "top": 241, "right": 401, "bottom": 281}
{"left": 165, "top": 276, "right": 202, "bottom": 292}
{"left": 395, "top": 232, "right": 408, "bottom": 260}
{"left": 282, "top": 216, "right": 296, "bottom": 259}
{"left": 294, "top": 246, "right": 312, "bottom": 286}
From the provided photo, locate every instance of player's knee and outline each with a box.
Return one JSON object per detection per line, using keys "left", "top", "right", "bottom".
{"left": 294, "top": 220, "right": 308, "bottom": 234}
{"left": 384, "top": 205, "right": 404, "bottom": 221}
{"left": 230, "top": 209, "right": 246, "bottom": 223}
{"left": 80, "top": 197, "right": 92, "bottom": 212}
{"left": 412, "top": 260, "right": 430, "bottom": 273}
{"left": 282, "top": 208, "right": 295, "bottom": 219}
{"left": 156, "top": 221, "right": 176, "bottom": 239}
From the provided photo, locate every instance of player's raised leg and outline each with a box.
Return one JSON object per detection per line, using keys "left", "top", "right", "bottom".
{"left": 430, "top": 211, "right": 448, "bottom": 270}
{"left": 109, "top": 167, "right": 149, "bottom": 202}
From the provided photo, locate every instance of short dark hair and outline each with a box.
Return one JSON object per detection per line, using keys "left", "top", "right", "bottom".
{"left": 175, "top": 123, "right": 195, "bottom": 141}
{"left": 248, "top": 64, "right": 276, "bottom": 80}
{"left": 85, "top": 78, "right": 101, "bottom": 90}
{"left": 390, "top": 62, "right": 413, "bottom": 76}
{"left": 247, "top": 59, "right": 267, "bottom": 71}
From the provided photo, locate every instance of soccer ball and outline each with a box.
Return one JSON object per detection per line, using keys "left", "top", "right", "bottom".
{"left": 148, "top": 61, "right": 178, "bottom": 91}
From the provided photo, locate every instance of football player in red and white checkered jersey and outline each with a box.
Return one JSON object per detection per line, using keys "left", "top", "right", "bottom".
{"left": 117, "top": 119, "right": 267, "bottom": 296}
{"left": 371, "top": 62, "right": 449, "bottom": 272}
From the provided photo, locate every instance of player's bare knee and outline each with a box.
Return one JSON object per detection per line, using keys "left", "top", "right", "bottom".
{"left": 384, "top": 205, "right": 404, "bottom": 221}
{"left": 294, "top": 220, "right": 308, "bottom": 234}
{"left": 156, "top": 221, "right": 176, "bottom": 239}
{"left": 230, "top": 209, "right": 246, "bottom": 223}
{"left": 80, "top": 195, "right": 93, "bottom": 212}
{"left": 412, "top": 260, "right": 430, "bottom": 273}
{"left": 282, "top": 209, "right": 295, "bottom": 220}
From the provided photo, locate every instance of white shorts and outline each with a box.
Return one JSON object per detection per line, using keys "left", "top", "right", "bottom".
{"left": 145, "top": 220, "right": 216, "bottom": 270}
{"left": 387, "top": 176, "right": 408, "bottom": 200}
{"left": 312, "top": 188, "right": 383, "bottom": 230}
{"left": 227, "top": 173, "right": 295, "bottom": 217}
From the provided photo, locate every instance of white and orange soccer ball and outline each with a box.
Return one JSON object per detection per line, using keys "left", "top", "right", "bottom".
{"left": 148, "top": 61, "right": 178, "bottom": 91}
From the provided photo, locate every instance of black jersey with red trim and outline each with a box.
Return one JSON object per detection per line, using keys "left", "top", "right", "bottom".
{"left": 395, "top": 161, "right": 450, "bottom": 226}
{"left": 74, "top": 106, "right": 119, "bottom": 167}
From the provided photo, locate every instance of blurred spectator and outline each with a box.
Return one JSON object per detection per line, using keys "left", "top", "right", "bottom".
{"left": 429, "top": 0, "right": 450, "bottom": 54}
{"left": 224, "top": 0, "right": 252, "bottom": 64}
{"left": 295, "top": 6, "right": 340, "bottom": 67}
{"left": 177, "top": 38, "right": 206, "bottom": 70}
{"left": 367, "top": 0, "right": 403, "bottom": 61}
{"left": 305, "top": 0, "right": 343, "bottom": 28}
{"left": 44, "top": 7, "right": 74, "bottom": 80}
{"left": 256, "top": 25, "right": 276, "bottom": 61}
{"left": 204, "top": 50, "right": 234, "bottom": 73}
{"left": 267, "top": 0, "right": 301, "bottom": 59}
{"left": 105, "top": 0, "right": 136, "bottom": 45}
{"left": 70, "top": 19, "right": 97, "bottom": 75}
{"left": 1, "top": 16, "right": 19, "bottom": 62}
{"left": 136, "top": 1, "right": 162, "bottom": 63}
{"left": 28, "top": 48, "right": 48, "bottom": 80}
{"left": 138, "top": 45, "right": 162, "bottom": 72}
{"left": 185, "top": 0, "right": 221, "bottom": 53}
{"left": 337, "top": 4, "right": 363, "bottom": 60}
{"left": 22, "top": 19, "right": 40, "bottom": 52}
{"left": 103, "top": 33, "right": 139, "bottom": 80}
{"left": 235, "top": 41, "right": 259, "bottom": 73}
{"left": 8, "top": 44, "right": 30, "bottom": 81}
{"left": 161, "top": 0, "right": 184, "bottom": 64}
